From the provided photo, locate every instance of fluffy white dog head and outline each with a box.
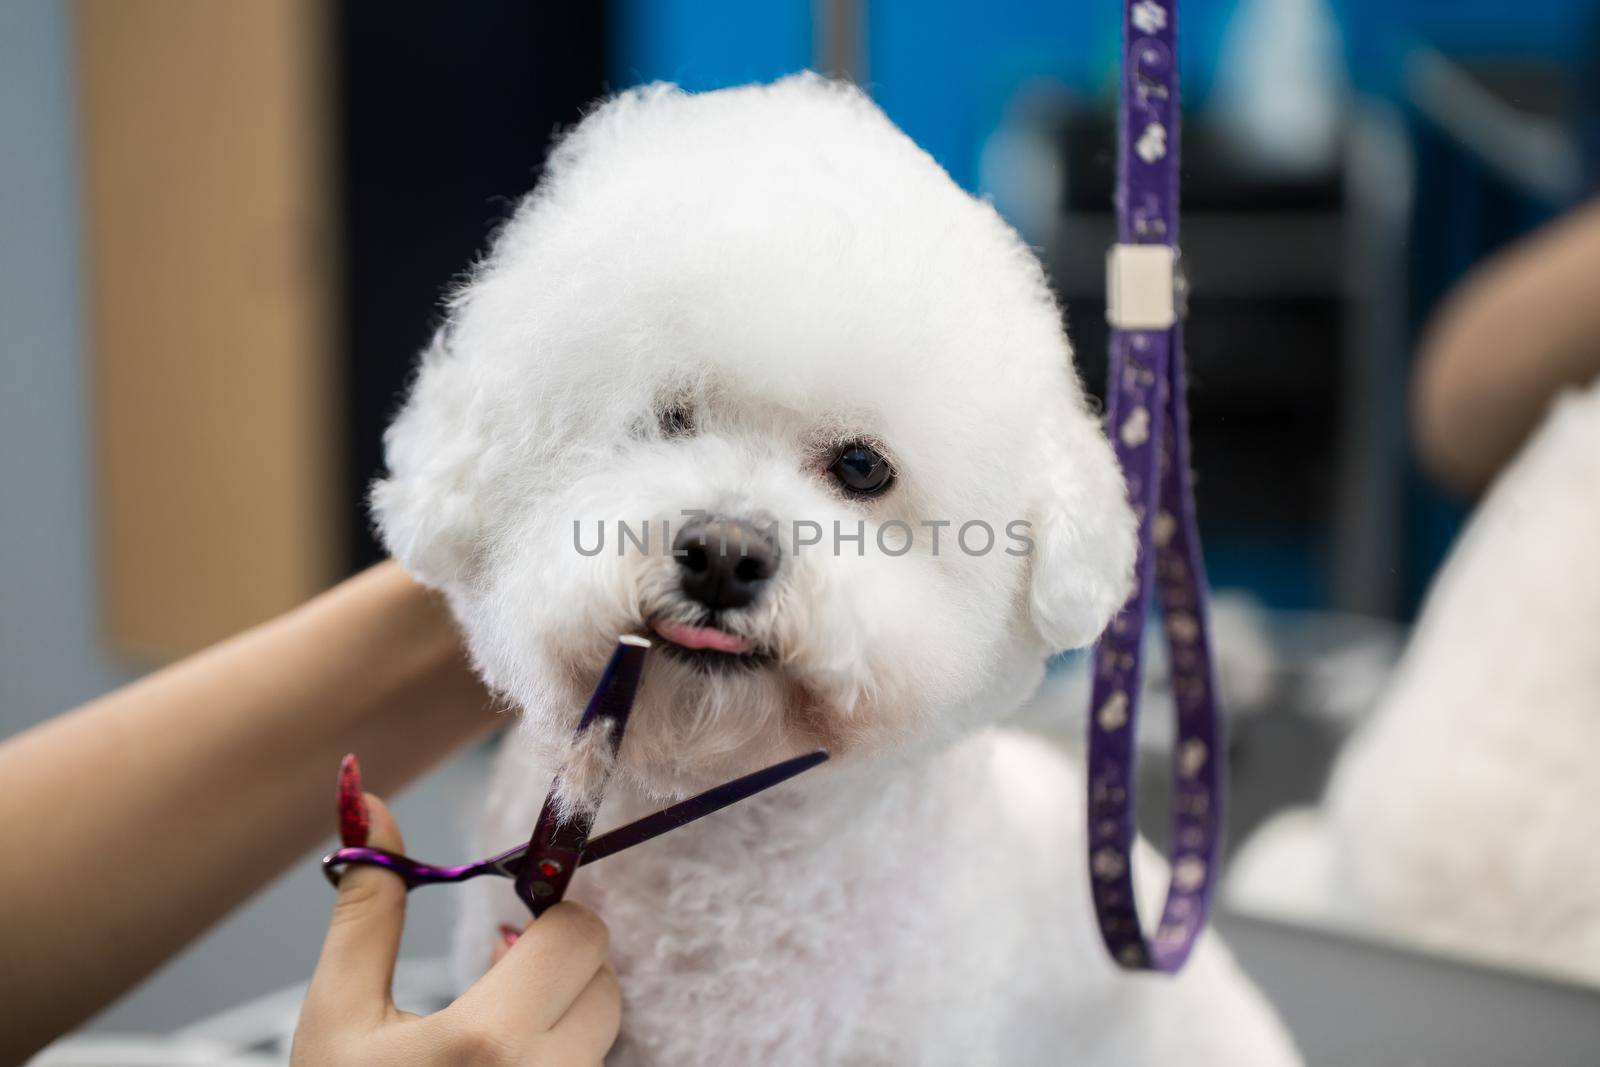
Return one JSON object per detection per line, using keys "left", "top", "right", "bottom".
{"left": 374, "top": 74, "right": 1134, "bottom": 798}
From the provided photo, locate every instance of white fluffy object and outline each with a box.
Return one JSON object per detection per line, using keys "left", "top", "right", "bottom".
{"left": 376, "top": 74, "right": 1298, "bottom": 1065}
{"left": 1229, "top": 378, "right": 1600, "bottom": 985}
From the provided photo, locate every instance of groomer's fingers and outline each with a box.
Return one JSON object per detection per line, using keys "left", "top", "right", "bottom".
{"left": 303, "top": 792, "right": 408, "bottom": 1022}
{"left": 453, "top": 902, "right": 612, "bottom": 1035}
{"left": 546, "top": 962, "right": 623, "bottom": 1061}
{"left": 489, "top": 922, "right": 520, "bottom": 966}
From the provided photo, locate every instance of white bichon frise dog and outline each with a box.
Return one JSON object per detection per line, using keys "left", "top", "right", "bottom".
{"left": 1229, "top": 377, "right": 1600, "bottom": 986}
{"left": 375, "top": 74, "right": 1299, "bottom": 1066}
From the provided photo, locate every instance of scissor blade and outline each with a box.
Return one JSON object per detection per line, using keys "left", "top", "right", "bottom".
{"left": 516, "top": 636, "right": 650, "bottom": 915}
{"left": 578, "top": 748, "right": 829, "bottom": 867}
{"left": 577, "top": 633, "right": 651, "bottom": 734}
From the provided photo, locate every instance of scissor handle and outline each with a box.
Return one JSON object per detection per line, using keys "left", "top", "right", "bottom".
{"left": 322, "top": 846, "right": 490, "bottom": 890}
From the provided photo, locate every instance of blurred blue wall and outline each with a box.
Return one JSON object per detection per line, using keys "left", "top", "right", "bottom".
{"left": 609, "top": 0, "right": 1598, "bottom": 191}
{"left": 610, "top": 0, "right": 812, "bottom": 91}
{"left": 606, "top": 0, "right": 1598, "bottom": 614}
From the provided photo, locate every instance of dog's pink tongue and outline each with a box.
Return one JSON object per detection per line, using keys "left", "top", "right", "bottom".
{"left": 653, "top": 619, "right": 752, "bottom": 655}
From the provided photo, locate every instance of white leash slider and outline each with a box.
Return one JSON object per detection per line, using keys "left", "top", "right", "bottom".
{"left": 1106, "top": 244, "right": 1180, "bottom": 330}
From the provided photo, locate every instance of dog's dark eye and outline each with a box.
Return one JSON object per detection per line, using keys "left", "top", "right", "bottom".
{"left": 659, "top": 403, "right": 695, "bottom": 438}
{"left": 830, "top": 442, "right": 895, "bottom": 496}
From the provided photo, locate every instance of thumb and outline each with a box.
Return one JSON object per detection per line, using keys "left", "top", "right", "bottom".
{"left": 305, "top": 780, "right": 408, "bottom": 1021}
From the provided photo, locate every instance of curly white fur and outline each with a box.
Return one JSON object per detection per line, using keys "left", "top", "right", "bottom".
{"left": 376, "top": 73, "right": 1298, "bottom": 1065}
{"left": 1230, "top": 377, "right": 1600, "bottom": 986}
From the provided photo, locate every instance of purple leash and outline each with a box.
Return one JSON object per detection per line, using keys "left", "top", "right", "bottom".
{"left": 1086, "top": 0, "right": 1224, "bottom": 972}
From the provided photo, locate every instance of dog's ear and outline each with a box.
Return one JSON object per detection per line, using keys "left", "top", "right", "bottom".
{"left": 1025, "top": 396, "right": 1138, "bottom": 651}
{"left": 370, "top": 328, "right": 488, "bottom": 588}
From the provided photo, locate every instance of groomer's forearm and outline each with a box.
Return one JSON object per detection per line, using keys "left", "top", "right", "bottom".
{"left": 0, "top": 562, "right": 498, "bottom": 1062}
{"left": 1413, "top": 197, "right": 1600, "bottom": 495}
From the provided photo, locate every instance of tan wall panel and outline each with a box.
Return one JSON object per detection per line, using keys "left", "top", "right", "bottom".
{"left": 77, "top": 0, "right": 340, "bottom": 661}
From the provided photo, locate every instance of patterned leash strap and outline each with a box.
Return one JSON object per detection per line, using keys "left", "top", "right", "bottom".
{"left": 1086, "top": 0, "right": 1224, "bottom": 973}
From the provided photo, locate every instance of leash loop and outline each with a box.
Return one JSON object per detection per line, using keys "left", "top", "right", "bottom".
{"left": 1086, "top": 0, "right": 1224, "bottom": 973}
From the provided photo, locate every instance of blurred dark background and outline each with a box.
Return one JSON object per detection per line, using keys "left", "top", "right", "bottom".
{"left": 339, "top": 2, "right": 607, "bottom": 571}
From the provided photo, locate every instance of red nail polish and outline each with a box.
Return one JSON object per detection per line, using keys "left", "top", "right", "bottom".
{"left": 337, "top": 753, "right": 369, "bottom": 847}
{"left": 500, "top": 924, "right": 522, "bottom": 948}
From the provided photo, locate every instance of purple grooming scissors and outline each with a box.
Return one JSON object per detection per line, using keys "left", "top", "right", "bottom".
{"left": 323, "top": 636, "right": 828, "bottom": 916}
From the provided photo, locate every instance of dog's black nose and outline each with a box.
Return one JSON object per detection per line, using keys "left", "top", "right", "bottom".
{"left": 673, "top": 517, "right": 780, "bottom": 611}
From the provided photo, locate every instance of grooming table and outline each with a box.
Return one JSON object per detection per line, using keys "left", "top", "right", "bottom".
{"left": 32, "top": 919, "right": 1600, "bottom": 1065}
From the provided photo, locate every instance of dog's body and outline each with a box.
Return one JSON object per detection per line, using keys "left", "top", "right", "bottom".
{"left": 376, "top": 74, "right": 1298, "bottom": 1065}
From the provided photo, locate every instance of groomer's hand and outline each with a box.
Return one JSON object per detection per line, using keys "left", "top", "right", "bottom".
{"left": 292, "top": 794, "right": 621, "bottom": 1065}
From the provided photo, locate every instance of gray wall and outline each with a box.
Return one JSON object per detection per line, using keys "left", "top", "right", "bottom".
{"left": 0, "top": 1, "right": 470, "bottom": 1039}
{"left": 0, "top": 0, "right": 132, "bottom": 729}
